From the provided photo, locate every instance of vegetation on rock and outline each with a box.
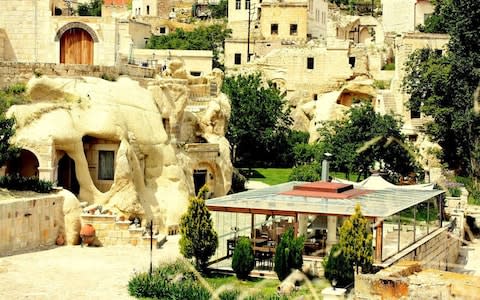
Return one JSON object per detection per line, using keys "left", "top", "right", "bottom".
{"left": 77, "top": 0, "right": 102, "bottom": 16}
{"left": 179, "top": 186, "right": 218, "bottom": 272}
{"left": 274, "top": 227, "right": 305, "bottom": 281}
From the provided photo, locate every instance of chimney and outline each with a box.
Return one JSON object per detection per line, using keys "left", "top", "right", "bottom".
{"left": 321, "top": 152, "right": 332, "bottom": 181}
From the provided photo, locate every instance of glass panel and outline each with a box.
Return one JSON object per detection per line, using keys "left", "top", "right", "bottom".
{"left": 428, "top": 197, "right": 440, "bottom": 231}
{"left": 415, "top": 202, "right": 429, "bottom": 240}
{"left": 98, "top": 150, "right": 114, "bottom": 180}
{"left": 382, "top": 213, "right": 399, "bottom": 260}
{"left": 399, "top": 207, "right": 415, "bottom": 250}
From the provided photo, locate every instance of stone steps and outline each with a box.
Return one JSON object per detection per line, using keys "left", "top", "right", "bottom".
{"left": 80, "top": 214, "right": 165, "bottom": 247}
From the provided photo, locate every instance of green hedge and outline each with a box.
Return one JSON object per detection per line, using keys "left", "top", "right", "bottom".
{"left": 0, "top": 174, "right": 53, "bottom": 193}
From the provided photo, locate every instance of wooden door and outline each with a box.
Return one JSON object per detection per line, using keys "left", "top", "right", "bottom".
{"left": 60, "top": 28, "right": 93, "bottom": 64}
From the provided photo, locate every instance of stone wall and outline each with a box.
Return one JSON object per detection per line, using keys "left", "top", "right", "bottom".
{"left": 0, "top": 62, "right": 158, "bottom": 89}
{"left": 0, "top": 194, "right": 64, "bottom": 256}
{"left": 80, "top": 214, "right": 162, "bottom": 247}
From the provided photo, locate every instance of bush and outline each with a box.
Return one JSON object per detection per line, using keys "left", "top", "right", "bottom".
{"left": 231, "top": 236, "right": 255, "bottom": 279}
{"left": 322, "top": 244, "right": 353, "bottom": 287}
{"left": 382, "top": 62, "right": 395, "bottom": 70}
{"left": 274, "top": 227, "right": 305, "bottom": 281}
{"left": 288, "top": 163, "right": 321, "bottom": 182}
{"left": 230, "top": 168, "right": 247, "bottom": 193}
{"left": 179, "top": 186, "right": 218, "bottom": 272}
{"left": 448, "top": 187, "right": 462, "bottom": 197}
{"left": 0, "top": 174, "right": 53, "bottom": 193}
{"left": 128, "top": 259, "right": 211, "bottom": 299}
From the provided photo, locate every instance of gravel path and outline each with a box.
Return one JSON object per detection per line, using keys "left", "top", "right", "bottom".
{"left": 0, "top": 235, "right": 181, "bottom": 300}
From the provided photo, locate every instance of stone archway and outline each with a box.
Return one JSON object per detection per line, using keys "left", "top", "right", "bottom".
{"left": 5, "top": 149, "right": 40, "bottom": 177}
{"left": 359, "top": 27, "right": 371, "bottom": 44}
{"left": 55, "top": 22, "right": 98, "bottom": 65}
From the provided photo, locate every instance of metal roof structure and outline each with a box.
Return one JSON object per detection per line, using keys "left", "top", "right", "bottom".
{"left": 206, "top": 181, "right": 444, "bottom": 218}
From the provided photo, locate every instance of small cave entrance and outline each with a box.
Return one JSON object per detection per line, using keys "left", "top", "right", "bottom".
{"left": 193, "top": 169, "right": 207, "bottom": 196}
{"left": 6, "top": 149, "right": 40, "bottom": 177}
{"left": 58, "top": 154, "right": 80, "bottom": 195}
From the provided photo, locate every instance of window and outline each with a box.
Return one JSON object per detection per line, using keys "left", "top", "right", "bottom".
{"left": 190, "top": 71, "right": 201, "bottom": 76}
{"left": 159, "top": 27, "right": 166, "bottom": 34}
{"left": 410, "top": 102, "right": 421, "bottom": 119}
{"left": 435, "top": 49, "right": 443, "bottom": 56}
{"left": 349, "top": 56, "right": 356, "bottom": 68}
{"left": 245, "top": 0, "right": 250, "bottom": 9}
{"left": 271, "top": 23, "right": 278, "bottom": 35}
{"left": 146, "top": 5, "right": 150, "bottom": 15}
{"left": 98, "top": 151, "right": 114, "bottom": 180}
{"left": 313, "top": 94, "right": 318, "bottom": 101}
{"left": 234, "top": 53, "right": 241, "bottom": 65}
{"left": 290, "top": 24, "right": 298, "bottom": 36}
{"left": 307, "top": 57, "right": 314, "bottom": 69}
{"left": 236, "top": 0, "right": 241, "bottom": 10}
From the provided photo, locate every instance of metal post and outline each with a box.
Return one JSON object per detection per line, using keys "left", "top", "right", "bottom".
{"left": 247, "top": 3, "right": 251, "bottom": 62}
{"left": 149, "top": 220, "right": 153, "bottom": 276}
{"left": 397, "top": 213, "right": 401, "bottom": 252}
{"left": 427, "top": 200, "right": 430, "bottom": 234}
{"left": 413, "top": 205, "right": 416, "bottom": 242}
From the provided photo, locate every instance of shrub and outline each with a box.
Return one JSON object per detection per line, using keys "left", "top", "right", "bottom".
{"left": 179, "top": 186, "right": 218, "bottom": 272}
{"left": 448, "top": 187, "right": 462, "bottom": 197}
{"left": 128, "top": 259, "right": 211, "bottom": 299}
{"left": 0, "top": 174, "right": 53, "bottom": 193}
{"left": 288, "top": 163, "right": 321, "bottom": 182}
{"left": 231, "top": 236, "right": 255, "bottom": 279}
{"left": 322, "top": 244, "right": 353, "bottom": 287}
{"left": 274, "top": 226, "right": 305, "bottom": 281}
{"left": 230, "top": 168, "right": 247, "bottom": 193}
{"left": 382, "top": 62, "right": 395, "bottom": 70}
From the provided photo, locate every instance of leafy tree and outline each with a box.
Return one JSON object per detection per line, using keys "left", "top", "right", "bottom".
{"left": 231, "top": 236, "right": 255, "bottom": 279}
{"left": 288, "top": 163, "right": 322, "bottom": 182}
{"left": 317, "top": 103, "right": 418, "bottom": 181}
{"left": 322, "top": 244, "right": 353, "bottom": 287}
{"left": 77, "top": 0, "right": 102, "bottom": 16}
{"left": 0, "top": 83, "right": 26, "bottom": 167}
{"left": 147, "top": 24, "right": 231, "bottom": 70}
{"left": 418, "top": 0, "right": 450, "bottom": 33}
{"left": 274, "top": 226, "right": 305, "bottom": 281}
{"left": 209, "top": 0, "right": 228, "bottom": 18}
{"left": 179, "top": 186, "right": 218, "bottom": 272}
{"left": 403, "top": 0, "right": 480, "bottom": 179}
{"left": 222, "top": 73, "right": 293, "bottom": 167}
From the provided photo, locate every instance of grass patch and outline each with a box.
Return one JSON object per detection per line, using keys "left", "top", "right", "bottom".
{"left": 241, "top": 168, "right": 362, "bottom": 186}
{"left": 204, "top": 273, "right": 330, "bottom": 299}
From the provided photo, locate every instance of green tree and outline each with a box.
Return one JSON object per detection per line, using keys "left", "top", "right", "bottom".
{"left": 318, "top": 103, "right": 418, "bottom": 181}
{"left": 418, "top": 0, "right": 451, "bottom": 33}
{"left": 288, "top": 162, "right": 322, "bottom": 182}
{"left": 209, "top": 0, "right": 228, "bottom": 18}
{"left": 231, "top": 236, "right": 255, "bottom": 279}
{"left": 0, "top": 83, "right": 26, "bottom": 167}
{"left": 322, "top": 244, "right": 353, "bottom": 287}
{"left": 179, "top": 186, "right": 218, "bottom": 272}
{"left": 222, "top": 73, "right": 293, "bottom": 167}
{"left": 403, "top": 0, "right": 480, "bottom": 179}
{"left": 338, "top": 204, "right": 373, "bottom": 274}
{"left": 274, "top": 226, "right": 305, "bottom": 281}
{"left": 147, "top": 24, "right": 231, "bottom": 70}
{"left": 77, "top": 0, "right": 102, "bottom": 16}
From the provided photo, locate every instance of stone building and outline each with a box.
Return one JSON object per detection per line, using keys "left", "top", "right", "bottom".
{"left": 224, "top": 0, "right": 328, "bottom": 68}
{"left": 382, "top": 0, "right": 434, "bottom": 33}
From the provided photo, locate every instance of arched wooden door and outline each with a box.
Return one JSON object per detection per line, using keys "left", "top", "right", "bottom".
{"left": 60, "top": 28, "right": 93, "bottom": 64}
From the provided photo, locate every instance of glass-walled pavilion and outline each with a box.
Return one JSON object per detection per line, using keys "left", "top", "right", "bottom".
{"left": 206, "top": 181, "right": 445, "bottom": 265}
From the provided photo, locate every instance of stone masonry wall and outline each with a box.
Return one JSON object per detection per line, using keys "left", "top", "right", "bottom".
{"left": 0, "top": 194, "right": 64, "bottom": 256}
{"left": 0, "top": 62, "right": 158, "bottom": 89}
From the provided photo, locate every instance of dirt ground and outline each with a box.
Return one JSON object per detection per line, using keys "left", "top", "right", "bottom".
{"left": 0, "top": 235, "right": 181, "bottom": 300}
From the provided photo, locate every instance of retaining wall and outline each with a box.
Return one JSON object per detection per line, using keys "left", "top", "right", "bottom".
{"left": 0, "top": 194, "right": 64, "bottom": 256}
